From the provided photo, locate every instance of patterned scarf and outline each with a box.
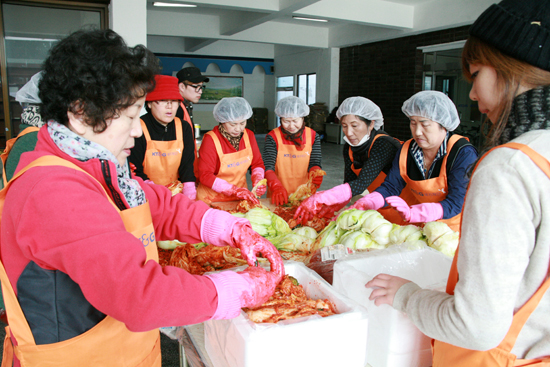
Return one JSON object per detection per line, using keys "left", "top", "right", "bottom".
{"left": 282, "top": 124, "right": 306, "bottom": 150}
{"left": 498, "top": 85, "right": 550, "bottom": 145}
{"left": 411, "top": 133, "right": 448, "bottom": 179}
{"left": 47, "top": 121, "right": 146, "bottom": 208}
{"left": 21, "top": 105, "right": 45, "bottom": 127}
{"left": 219, "top": 123, "right": 243, "bottom": 151}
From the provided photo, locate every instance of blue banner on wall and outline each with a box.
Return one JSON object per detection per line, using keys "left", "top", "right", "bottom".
{"left": 156, "top": 54, "right": 274, "bottom": 76}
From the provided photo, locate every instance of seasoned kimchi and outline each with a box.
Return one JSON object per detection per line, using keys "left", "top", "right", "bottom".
{"left": 243, "top": 275, "right": 337, "bottom": 323}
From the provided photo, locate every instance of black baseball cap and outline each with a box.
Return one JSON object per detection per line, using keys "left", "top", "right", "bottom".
{"left": 176, "top": 67, "right": 210, "bottom": 84}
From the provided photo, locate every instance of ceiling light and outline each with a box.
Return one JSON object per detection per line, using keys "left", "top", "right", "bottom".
{"left": 5, "top": 36, "right": 58, "bottom": 42}
{"left": 153, "top": 2, "right": 197, "bottom": 7}
{"left": 292, "top": 16, "right": 328, "bottom": 23}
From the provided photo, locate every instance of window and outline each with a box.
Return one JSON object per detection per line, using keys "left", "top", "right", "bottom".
{"left": 297, "top": 73, "right": 316, "bottom": 104}
{"left": 276, "top": 76, "right": 294, "bottom": 101}
{"left": 1, "top": 1, "right": 108, "bottom": 139}
{"left": 275, "top": 74, "right": 316, "bottom": 126}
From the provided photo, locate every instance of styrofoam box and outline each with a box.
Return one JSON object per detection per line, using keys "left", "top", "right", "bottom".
{"left": 204, "top": 261, "right": 369, "bottom": 367}
{"left": 332, "top": 246, "right": 452, "bottom": 367}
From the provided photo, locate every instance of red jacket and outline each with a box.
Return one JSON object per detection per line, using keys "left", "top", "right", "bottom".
{"left": 1, "top": 127, "right": 223, "bottom": 338}
{"left": 198, "top": 126, "right": 264, "bottom": 188}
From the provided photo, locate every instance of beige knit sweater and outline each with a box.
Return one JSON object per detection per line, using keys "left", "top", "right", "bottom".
{"left": 394, "top": 129, "right": 550, "bottom": 359}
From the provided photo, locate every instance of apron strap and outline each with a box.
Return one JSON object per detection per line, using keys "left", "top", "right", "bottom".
{"left": 2, "top": 326, "right": 14, "bottom": 367}
{"left": 140, "top": 119, "right": 152, "bottom": 141}
{"left": 174, "top": 117, "right": 183, "bottom": 142}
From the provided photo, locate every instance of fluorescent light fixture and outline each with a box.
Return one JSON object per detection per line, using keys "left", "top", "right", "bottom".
{"left": 292, "top": 16, "right": 328, "bottom": 23}
{"left": 5, "top": 36, "right": 58, "bottom": 42}
{"left": 153, "top": 2, "right": 197, "bottom": 7}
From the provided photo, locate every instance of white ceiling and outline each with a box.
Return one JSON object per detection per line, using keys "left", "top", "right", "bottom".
{"left": 146, "top": 0, "right": 495, "bottom": 54}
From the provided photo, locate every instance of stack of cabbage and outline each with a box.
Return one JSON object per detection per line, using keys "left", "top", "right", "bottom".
{"left": 234, "top": 208, "right": 319, "bottom": 253}
{"left": 312, "top": 209, "right": 459, "bottom": 257}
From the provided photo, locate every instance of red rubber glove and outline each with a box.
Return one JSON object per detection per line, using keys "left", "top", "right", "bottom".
{"left": 237, "top": 266, "right": 280, "bottom": 308}
{"left": 294, "top": 183, "right": 352, "bottom": 224}
{"left": 386, "top": 196, "right": 443, "bottom": 223}
{"left": 251, "top": 167, "right": 267, "bottom": 197}
{"left": 266, "top": 170, "right": 288, "bottom": 206}
{"left": 231, "top": 221, "right": 285, "bottom": 280}
{"left": 309, "top": 169, "right": 324, "bottom": 188}
{"left": 348, "top": 191, "right": 385, "bottom": 211}
{"left": 213, "top": 178, "right": 260, "bottom": 206}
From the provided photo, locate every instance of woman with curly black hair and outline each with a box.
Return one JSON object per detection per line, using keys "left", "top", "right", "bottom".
{"left": 0, "top": 29, "right": 283, "bottom": 367}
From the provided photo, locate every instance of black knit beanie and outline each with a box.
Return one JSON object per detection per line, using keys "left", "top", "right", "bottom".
{"left": 470, "top": 0, "right": 550, "bottom": 72}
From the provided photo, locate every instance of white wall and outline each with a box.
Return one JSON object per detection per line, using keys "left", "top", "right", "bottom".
{"left": 109, "top": 0, "right": 147, "bottom": 47}
{"left": 273, "top": 45, "right": 339, "bottom": 129}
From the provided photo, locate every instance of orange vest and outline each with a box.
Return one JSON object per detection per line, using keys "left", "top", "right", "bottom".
{"left": 269, "top": 127, "right": 313, "bottom": 196}
{"left": 180, "top": 101, "right": 199, "bottom": 180}
{"left": 141, "top": 117, "right": 184, "bottom": 186}
{"left": 432, "top": 142, "right": 550, "bottom": 367}
{"left": 196, "top": 131, "right": 252, "bottom": 204}
{"left": 1, "top": 127, "right": 40, "bottom": 187}
{"left": 0, "top": 156, "right": 161, "bottom": 367}
{"left": 348, "top": 133, "right": 392, "bottom": 193}
{"left": 379, "top": 135, "right": 463, "bottom": 231}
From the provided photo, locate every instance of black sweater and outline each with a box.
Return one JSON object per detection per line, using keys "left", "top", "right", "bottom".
{"left": 129, "top": 113, "right": 196, "bottom": 183}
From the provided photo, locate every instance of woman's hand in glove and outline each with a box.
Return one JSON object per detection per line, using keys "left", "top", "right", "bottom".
{"left": 237, "top": 266, "right": 280, "bottom": 308}
{"left": 266, "top": 170, "right": 288, "bottom": 206}
{"left": 294, "top": 183, "right": 352, "bottom": 224}
{"left": 213, "top": 177, "right": 260, "bottom": 206}
{"left": 386, "top": 196, "right": 443, "bottom": 223}
{"left": 232, "top": 221, "right": 285, "bottom": 279}
{"left": 251, "top": 167, "right": 267, "bottom": 197}
{"left": 349, "top": 191, "right": 386, "bottom": 211}
{"left": 309, "top": 169, "right": 324, "bottom": 188}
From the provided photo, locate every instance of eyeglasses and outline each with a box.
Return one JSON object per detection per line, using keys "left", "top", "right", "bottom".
{"left": 185, "top": 83, "right": 206, "bottom": 92}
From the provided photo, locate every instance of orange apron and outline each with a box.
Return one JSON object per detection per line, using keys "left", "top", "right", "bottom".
{"left": 141, "top": 117, "right": 184, "bottom": 186}
{"left": 380, "top": 135, "right": 463, "bottom": 231}
{"left": 432, "top": 142, "right": 550, "bottom": 367}
{"left": 349, "top": 134, "right": 391, "bottom": 193}
{"left": 1, "top": 127, "right": 40, "bottom": 187}
{"left": 268, "top": 127, "right": 313, "bottom": 197}
{"left": 0, "top": 156, "right": 161, "bottom": 367}
{"left": 196, "top": 131, "right": 252, "bottom": 204}
{"left": 180, "top": 101, "right": 200, "bottom": 181}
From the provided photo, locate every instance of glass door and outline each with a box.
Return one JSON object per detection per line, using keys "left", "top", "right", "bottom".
{"left": 1, "top": 1, "right": 107, "bottom": 139}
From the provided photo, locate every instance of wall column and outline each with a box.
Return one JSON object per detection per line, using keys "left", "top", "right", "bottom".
{"left": 109, "top": 0, "right": 147, "bottom": 47}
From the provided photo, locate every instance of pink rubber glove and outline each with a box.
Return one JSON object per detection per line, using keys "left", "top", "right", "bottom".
{"left": 348, "top": 191, "right": 386, "bottom": 211}
{"left": 182, "top": 182, "right": 197, "bottom": 200}
{"left": 309, "top": 168, "right": 324, "bottom": 188}
{"left": 386, "top": 196, "right": 443, "bottom": 223}
{"left": 231, "top": 221, "right": 285, "bottom": 280}
{"left": 213, "top": 177, "right": 260, "bottom": 206}
{"left": 294, "top": 183, "right": 352, "bottom": 224}
{"left": 266, "top": 170, "right": 288, "bottom": 206}
{"left": 237, "top": 266, "right": 280, "bottom": 308}
{"left": 205, "top": 267, "right": 279, "bottom": 319}
{"left": 251, "top": 167, "right": 267, "bottom": 197}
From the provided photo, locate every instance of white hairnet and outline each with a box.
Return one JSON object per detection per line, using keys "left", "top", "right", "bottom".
{"left": 213, "top": 97, "right": 253, "bottom": 123}
{"left": 401, "top": 91, "right": 460, "bottom": 131}
{"left": 274, "top": 96, "right": 310, "bottom": 118}
{"left": 15, "top": 72, "right": 42, "bottom": 105}
{"left": 336, "top": 96, "right": 384, "bottom": 130}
